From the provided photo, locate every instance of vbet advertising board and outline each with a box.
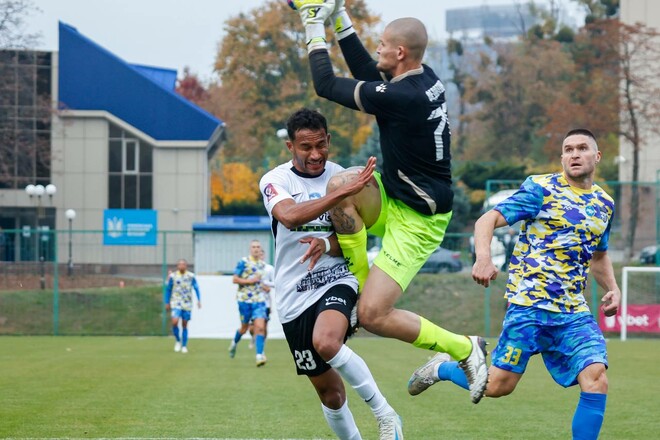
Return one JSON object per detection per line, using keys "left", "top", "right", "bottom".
{"left": 599, "top": 304, "right": 660, "bottom": 334}
{"left": 103, "top": 209, "right": 158, "bottom": 246}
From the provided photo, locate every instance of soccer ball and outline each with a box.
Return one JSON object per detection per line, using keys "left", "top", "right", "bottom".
{"left": 287, "top": 0, "right": 297, "bottom": 11}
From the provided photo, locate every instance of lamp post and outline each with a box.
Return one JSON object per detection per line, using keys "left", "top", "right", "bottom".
{"left": 65, "top": 209, "right": 76, "bottom": 277}
{"left": 25, "top": 183, "right": 56, "bottom": 289}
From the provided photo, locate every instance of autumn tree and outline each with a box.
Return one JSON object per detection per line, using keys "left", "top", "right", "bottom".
{"left": 210, "top": 162, "right": 264, "bottom": 215}
{"left": 0, "top": 0, "right": 40, "bottom": 49}
{"left": 175, "top": 67, "right": 209, "bottom": 107}
{"left": 207, "top": 0, "right": 380, "bottom": 169}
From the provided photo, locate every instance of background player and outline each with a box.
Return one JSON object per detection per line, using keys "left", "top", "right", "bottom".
{"left": 408, "top": 129, "right": 621, "bottom": 440}
{"left": 164, "top": 259, "right": 201, "bottom": 354}
{"left": 229, "top": 240, "right": 268, "bottom": 367}
{"left": 260, "top": 108, "right": 402, "bottom": 439}
{"left": 290, "top": 0, "right": 488, "bottom": 402}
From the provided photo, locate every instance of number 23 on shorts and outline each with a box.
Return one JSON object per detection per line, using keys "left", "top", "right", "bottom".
{"left": 501, "top": 345, "right": 522, "bottom": 366}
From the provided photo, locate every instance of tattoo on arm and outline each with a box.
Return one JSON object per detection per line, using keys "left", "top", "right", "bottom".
{"left": 331, "top": 206, "right": 357, "bottom": 234}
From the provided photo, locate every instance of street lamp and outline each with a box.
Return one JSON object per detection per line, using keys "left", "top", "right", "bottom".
{"left": 65, "top": 209, "right": 76, "bottom": 277}
{"left": 25, "top": 183, "right": 57, "bottom": 289}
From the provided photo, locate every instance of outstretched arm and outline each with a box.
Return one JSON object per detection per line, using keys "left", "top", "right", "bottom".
{"left": 309, "top": 49, "right": 361, "bottom": 110}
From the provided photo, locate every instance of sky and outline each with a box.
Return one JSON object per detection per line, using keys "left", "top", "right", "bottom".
{"left": 26, "top": 0, "right": 575, "bottom": 81}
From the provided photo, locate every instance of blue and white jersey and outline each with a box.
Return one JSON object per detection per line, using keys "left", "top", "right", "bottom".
{"left": 165, "top": 270, "right": 200, "bottom": 311}
{"left": 494, "top": 173, "right": 614, "bottom": 313}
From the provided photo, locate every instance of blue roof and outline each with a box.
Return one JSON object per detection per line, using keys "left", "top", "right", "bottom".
{"left": 58, "top": 22, "right": 222, "bottom": 141}
{"left": 130, "top": 64, "right": 177, "bottom": 91}
{"left": 193, "top": 216, "right": 272, "bottom": 231}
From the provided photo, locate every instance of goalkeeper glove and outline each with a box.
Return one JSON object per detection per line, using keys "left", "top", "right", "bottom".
{"left": 329, "top": 0, "right": 354, "bottom": 40}
{"left": 291, "top": 0, "right": 335, "bottom": 52}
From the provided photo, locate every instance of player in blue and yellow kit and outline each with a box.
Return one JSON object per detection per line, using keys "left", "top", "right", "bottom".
{"left": 408, "top": 129, "right": 621, "bottom": 440}
{"left": 228, "top": 240, "right": 269, "bottom": 367}
{"left": 165, "top": 259, "right": 201, "bottom": 354}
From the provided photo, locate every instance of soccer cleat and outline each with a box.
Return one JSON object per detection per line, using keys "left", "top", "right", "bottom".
{"left": 256, "top": 354, "right": 267, "bottom": 367}
{"left": 181, "top": 346, "right": 188, "bottom": 354}
{"left": 228, "top": 342, "right": 237, "bottom": 359}
{"left": 377, "top": 410, "right": 403, "bottom": 440}
{"left": 174, "top": 342, "right": 182, "bottom": 352}
{"left": 458, "top": 336, "right": 489, "bottom": 404}
{"left": 407, "top": 352, "right": 451, "bottom": 396}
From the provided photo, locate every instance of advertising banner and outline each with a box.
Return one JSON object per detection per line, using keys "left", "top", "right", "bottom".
{"left": 599, "top": 304, "right": 660, "bottom": 334}
{"left": 103, "top": 209, "right": 158, "bottom": 246}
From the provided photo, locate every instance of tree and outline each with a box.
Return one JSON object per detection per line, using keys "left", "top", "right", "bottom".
{"left": 207, "top": 0, "right": 380, "bottom": 168}
{"left": 175, "top": 67, "right": 209, "bottom": 107}
{"left": 0, "top": 0, "right": 40, "bottom": 49}
{"left": 210, "top": 162, "right": 263, "bottom": 215}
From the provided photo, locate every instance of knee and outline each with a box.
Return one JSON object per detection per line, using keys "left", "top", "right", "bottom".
{"left": 357, "top": 301, "right": 387, "bottom": 333}
{"left": 319, "top": 388, "right": 345, "bottom": 410}
{"left": 486, "top": 379, "right": 516, "bottom": 398}
{"left": 327, "top": 169, "right": 361, "bottom": 194}
{"left": 312, "top": 332, "right": 343, "bottom": 362}
{"left": 580, "top": 364, "right": 608, "bottom": 394}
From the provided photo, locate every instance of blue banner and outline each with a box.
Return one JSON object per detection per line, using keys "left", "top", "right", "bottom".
{"left": 103, "top": 209, "right": 158, "bottom": 246}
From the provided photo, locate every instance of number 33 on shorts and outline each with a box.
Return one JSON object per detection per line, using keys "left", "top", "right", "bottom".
{"left": 501, "top": 345, "right": 522, "bottom": 365}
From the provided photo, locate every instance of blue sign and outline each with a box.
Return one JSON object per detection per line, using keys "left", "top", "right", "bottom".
{"left": 103, "top": 209, "right": 158, "bottom": 246}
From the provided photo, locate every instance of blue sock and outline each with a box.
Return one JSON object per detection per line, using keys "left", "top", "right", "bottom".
{"left": 255, "top": 334, "right": 265, "bottom": 355}
{"left": 572, "top": 392, "right": 606, "bottom": 440}
{"left": 438, "top": 361, "right": 469, "bottom": 391}
{"left": 182, "top": 328, "right": 188, "bottom": 347}
{"left": 233, "top": 330, "right": 243, "bottom": 344}
{"left": 172, "top": 325, "right": 180, "bottom": 342}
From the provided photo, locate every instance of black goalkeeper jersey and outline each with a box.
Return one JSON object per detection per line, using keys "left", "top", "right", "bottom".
{"left": 309, "top": 34, "right": 453, "bottom": 216}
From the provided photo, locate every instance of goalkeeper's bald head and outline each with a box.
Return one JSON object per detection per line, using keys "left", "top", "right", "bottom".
{"left": 385, "top": 17, "right": 428, "bottom": 62}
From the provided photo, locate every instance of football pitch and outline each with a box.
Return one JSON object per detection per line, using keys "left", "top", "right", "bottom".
{"left": 1, "top": 337, "right": 658, "bottom": 439}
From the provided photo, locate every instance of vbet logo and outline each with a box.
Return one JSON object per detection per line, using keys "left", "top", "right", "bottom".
{"left": 599, "top": 304, "right": 660, "bottom": 334}
{"left": 103, "top": 209, "right": 158, "bottom": 246}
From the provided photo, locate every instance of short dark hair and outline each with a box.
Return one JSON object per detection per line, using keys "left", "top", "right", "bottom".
{"left": 286, "top": 108, "right": 328, "bottom": 141}
{"left": 564, "top": 128, "right": 596, "bottom": 142}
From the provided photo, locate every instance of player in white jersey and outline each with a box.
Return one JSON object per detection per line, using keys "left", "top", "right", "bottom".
{"left": 259, "top": 108, "right": 403, "bottom": 440}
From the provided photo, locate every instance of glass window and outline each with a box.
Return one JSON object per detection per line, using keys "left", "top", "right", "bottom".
{"left": 108, "top": 140, "right": 122, "bottom": 172}
{"left": 108, "top": 175, "right": 122, "bottom": 208}
{"left": 139, "top": 144, "right": 152, "bottom": 172}
{"left": 109, "top": 124, "right": 122, "bottom": 139}
{"left": 139, "top": 175, "right": 152, "bottom": 209}
{"left": 124, "top": 140, "right": 137, "bottom": 172}
{"left": 124, "top": 175, "right": 137, "bottom": 208}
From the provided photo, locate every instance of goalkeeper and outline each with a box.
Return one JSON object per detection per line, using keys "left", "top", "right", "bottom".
{"left": 290, "top": 0, "right": 489, "bottom": 404}
{"left": 409, "top": 129, "right": 621, "bottom": 440}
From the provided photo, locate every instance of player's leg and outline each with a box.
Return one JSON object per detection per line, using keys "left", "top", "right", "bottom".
{"left": 409, "top": 303, "right": 536, "bottom": 403}
{"left": 326, "top": 169, "right": 383, "bottom": 291}
{"left": 253, "top": 305, "right": 268, "bottom": 366}
{"left": 282, "top": 300, "right": 362, "bottom": 440}
{"left": 312, "top": 286, "right": 402, "bottom": 439}
{"left": 170, "top": 310, "right": 182, "bottom": 352}
{"left": 180, "top": 310, "right": 191, "bottom": 353}
{"left": 229, "top": 302, "right": 251, "bottom": 358}
{"left": 541, "top": 311, "right": 609, "bottom": 440}
{"left": 308, "top": 370, "right": 361, "bottom": 440}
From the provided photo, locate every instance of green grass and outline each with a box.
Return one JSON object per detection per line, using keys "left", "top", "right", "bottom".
{"left": 0, "top": 336, "right": 658, "bottom": 439}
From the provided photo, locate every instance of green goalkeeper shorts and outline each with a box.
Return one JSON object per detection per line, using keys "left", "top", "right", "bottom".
{"left": 367, "top": 172, "right": 452, "bottom": 291}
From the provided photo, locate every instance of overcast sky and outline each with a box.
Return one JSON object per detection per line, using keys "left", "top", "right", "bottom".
{"left": 26, "top": 0, "right": 575, "bottom": 80}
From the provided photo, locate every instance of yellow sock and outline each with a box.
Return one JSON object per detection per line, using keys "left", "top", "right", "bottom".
{"left": 337, "top": 225, "right": 369, "bottom": 291}
{"left": 413, "top": 316, "right": 472, "bottom": 360}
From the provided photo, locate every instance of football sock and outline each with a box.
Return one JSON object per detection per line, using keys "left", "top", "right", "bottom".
{"left": 233, "top": 330, "right": 243, "bottom": 344}
{"left": 182, "top": 328, "right": 188, "bottom": 347}
{"left": 438, "top": 361, "right": 469, "bottom": 390}
{"left": 572, "top": 392, "right": 606, "bottom": 440}
{"left": 172, "top": 325, "right": 180, "bottom": 342}
{"left": 327, "top": 345, "right": 392, "bottom": 419}
{"left": 412, "top": 316, "right": 472, "bottom": 360}
{"left": 255, "top": 334, "right": 265, "bottom": 355}
{"left": 321, "top": 400, "right": 362, "bottom": 440}
{"left": 336, "top": 225, "right": 369, "bottom": 291}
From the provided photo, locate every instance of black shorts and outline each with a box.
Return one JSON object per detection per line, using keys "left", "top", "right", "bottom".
{"left": 282, "top": 284, "right": 357, "bottom": 377}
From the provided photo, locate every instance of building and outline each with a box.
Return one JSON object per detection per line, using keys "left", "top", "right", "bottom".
{"left": 0, "top": 22, "right": 224, "bottom": 264}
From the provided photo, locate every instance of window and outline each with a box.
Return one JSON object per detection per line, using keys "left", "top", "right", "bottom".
{"left": 108, "top": 125, "right": 153, "bottom": 209}
{"left": 0, "top": 50, "right": 51, "bottom": 189}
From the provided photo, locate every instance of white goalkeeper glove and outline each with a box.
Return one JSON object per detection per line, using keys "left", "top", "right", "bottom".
{"left": 291, "top": 0, "right": 336, "bottom": 52}
{"left": 329, "top": 0, "right": 354, "bottom": 40}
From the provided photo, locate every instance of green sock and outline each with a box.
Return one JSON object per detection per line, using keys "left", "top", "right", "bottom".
{"left": 413, "top": 316, "right": 472, "bottom": 360}
{"left": 337, "top": 225, "right": 369, "bottom": 292}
